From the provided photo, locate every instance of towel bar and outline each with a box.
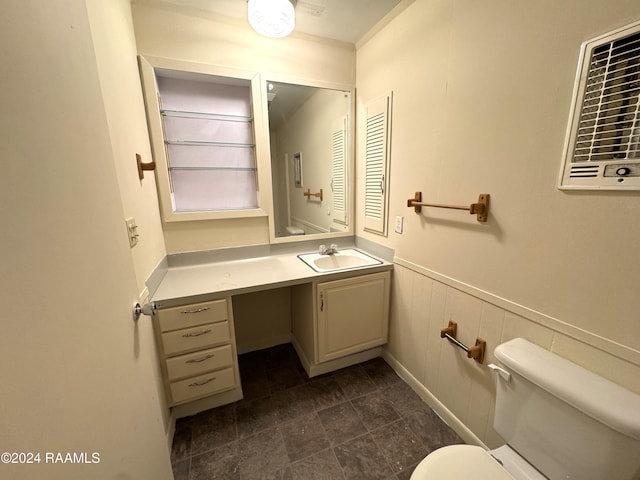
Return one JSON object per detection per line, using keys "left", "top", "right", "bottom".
{"left": 304, "top": 188, "right": 323, "bottom": 201}
{"left": 136, "top": 153, "right": 156, "bottom": 180}
{"left": 440, "top": 321, "right": 486, "bottom": 364}
{"left": 407, "top": 192, "right": 490, "bottom": 222}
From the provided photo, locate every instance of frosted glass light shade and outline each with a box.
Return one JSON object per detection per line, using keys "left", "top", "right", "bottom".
{"left": 248, "top": 0, "right": 295, "bottom": 38}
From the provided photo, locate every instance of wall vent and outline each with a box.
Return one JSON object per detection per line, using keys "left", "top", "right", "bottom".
{"left": 569, "top": 165, "right": 600, "bottom": 178}
{"left": 559, "top": 20, "right": 640, "bottom": 190}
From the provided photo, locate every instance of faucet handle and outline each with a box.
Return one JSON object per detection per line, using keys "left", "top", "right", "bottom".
{"left": 330, "top": 243, "right": 338, "bottom": 251}
{"left": 318, "top": 244, "right": 326, "bottom": 254}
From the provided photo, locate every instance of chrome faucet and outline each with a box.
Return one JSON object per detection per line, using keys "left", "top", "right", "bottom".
{"left": 318, "top": 243, "right": 338, "bottom": 255}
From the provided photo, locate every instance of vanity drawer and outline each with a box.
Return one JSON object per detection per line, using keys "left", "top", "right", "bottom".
{"left": 161, "top": 321, "right": 230, "bottom": 356}
{"left": 165, "top": 344, "right": 233, "bottom": 381}
{"left": 157, "top": 299, "right": 228, "bottom": 332}
{"left": 170, "top": 367, "right": 236, "bottom": 404}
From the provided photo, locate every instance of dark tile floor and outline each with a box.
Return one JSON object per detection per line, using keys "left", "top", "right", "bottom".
{"left": 171, "top": 343, "right": 463, "bottom": 480}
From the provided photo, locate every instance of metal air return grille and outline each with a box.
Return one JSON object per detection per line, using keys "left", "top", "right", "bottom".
{"left": 559, "top": 20, "right": 640, "bottom": 190}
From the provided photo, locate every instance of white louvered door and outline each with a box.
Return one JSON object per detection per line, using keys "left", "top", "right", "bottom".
{"left": 364, "top": 93, "right": 392, "bottom": 234}
{"left": 331, "top": 116, "right": 347, "bottom": 226}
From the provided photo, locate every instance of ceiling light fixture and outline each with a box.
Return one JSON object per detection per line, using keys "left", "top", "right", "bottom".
{"left": 248, "top": 0, "right": 296, "bottom": 38}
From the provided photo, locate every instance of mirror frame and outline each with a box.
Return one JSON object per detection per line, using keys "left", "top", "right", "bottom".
{"left": 261, "top": 74, "right": 356, "bottom": 244}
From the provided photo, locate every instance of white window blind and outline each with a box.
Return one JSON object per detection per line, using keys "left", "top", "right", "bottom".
{"left": 331, "top": 116, "right": 347, "bottom": 225}
{"left": 157, "top": 76, "right": 259, "bottom": 211}
{"left": 364, "top": 93, "right": 392, "bottom": 234}
{"left": 559, "top": 20, "right": 640, "bottom": 190}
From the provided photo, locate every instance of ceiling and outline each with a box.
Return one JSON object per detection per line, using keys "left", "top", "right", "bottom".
{"left": 133, "top": 0, "right": 403, "bottom": 44}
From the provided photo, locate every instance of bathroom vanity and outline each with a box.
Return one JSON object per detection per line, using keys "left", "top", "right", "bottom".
{"left": 150, "top": 246, "right": 392, "bottom": 417}
{"left": 291, "top": 272, "right": 390, "bottom": 377}
{"left": 152, "top": 297, "right": 243, "bottom": 411}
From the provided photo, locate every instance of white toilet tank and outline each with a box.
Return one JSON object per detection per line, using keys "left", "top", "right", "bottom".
{"left": 493, "top": 338, "right": 640, "bottom": 480}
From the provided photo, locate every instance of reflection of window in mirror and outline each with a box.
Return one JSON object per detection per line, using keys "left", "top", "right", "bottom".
{"left": 293, "top": 152, "right": 302, "bottom": 188}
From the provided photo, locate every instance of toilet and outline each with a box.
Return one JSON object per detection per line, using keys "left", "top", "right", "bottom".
{"left": 285, "top": 225, "right": 304, "bottom": 236}
{"left": 411, "top": 338, "right": 640, "bottom": 480}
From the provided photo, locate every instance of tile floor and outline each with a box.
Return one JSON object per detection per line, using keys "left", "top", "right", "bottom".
{"left": 171, "top": 344, "right": 463, "bottom": 480}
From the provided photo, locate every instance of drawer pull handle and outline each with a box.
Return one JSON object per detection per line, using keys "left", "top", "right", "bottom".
{"left": 188, "top": 377, "right": 216, "bottom": 387}
{"left": 180, "top": 307, "right": 210, "bottom": 314}
{"left": 182, "top": 329, "right": 212, "bottom": 338}
{"left": 186, "top": 354, "right": 215, "bottom": 363}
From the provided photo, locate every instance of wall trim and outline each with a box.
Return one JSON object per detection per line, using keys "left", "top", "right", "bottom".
{"left": 291, "top": 335, "right": 382, "bottom": 378}
{"left": 172, "top": 387, "right": 243, "bottom": 419}
{"left": 236, "top": 334, "right": 292, "bottom": 355}
{"left": 382, "top": 349, "right": 486, "bottom": 448}
{"left": 166, "top": 411, "right": 177, "bottom": 453}
{"left": 356, "top": 0, "right": 417, "bottom": 49}
{"left": 394, "top": 256, "right": 640, "bottom": 366}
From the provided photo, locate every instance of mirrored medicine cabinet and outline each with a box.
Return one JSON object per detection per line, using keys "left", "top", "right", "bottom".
{"left": 265, "top": 80, "right": 355, "bottom": 243}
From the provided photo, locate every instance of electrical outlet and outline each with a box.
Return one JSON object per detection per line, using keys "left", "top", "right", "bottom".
{"left": 125, "top": 218, "right": 139, "bottom": 248}
{"left": 394, "top": 215, "right": 404, "bottom": 234}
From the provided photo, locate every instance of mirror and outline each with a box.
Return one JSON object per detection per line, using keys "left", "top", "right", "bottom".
{"left": 267, "top": 80, "right": 353, "bottom": 240}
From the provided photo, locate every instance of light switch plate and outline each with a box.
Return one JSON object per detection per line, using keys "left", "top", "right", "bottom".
{"left": 394, "top": 215, "right": 403, "bottom": 234}
{"left": 125, "top": 217, "right": 139, "bottom": 248}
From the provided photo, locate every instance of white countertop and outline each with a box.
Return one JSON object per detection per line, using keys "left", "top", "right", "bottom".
{"left": 151, "top": 249, "right": 393, "bottom": 308}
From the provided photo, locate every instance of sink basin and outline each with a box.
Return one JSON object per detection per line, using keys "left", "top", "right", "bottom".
{"left": 298, "top": 248, "right": 382, "bottom": 273}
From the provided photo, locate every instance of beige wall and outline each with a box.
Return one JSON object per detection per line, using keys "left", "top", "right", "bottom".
{"left": 356, "top": 0, "right": 640, "bottom": 446}
{"left": 89, "top": 0, "right": 167, "bottom": 298}
{"left": 16, "top": 0, "right": 631, "bottom": 462}
{"left": 233, "top": 288, "right": 292, "bottom": 354}
{"left": 0, "top": 1, "right": 172, "bottom": 478}
{"left": 131, "top": 3, "right": 356, "bottom": 253}
{"left": 86, "top": 0, "right": 171, "bottom": 433}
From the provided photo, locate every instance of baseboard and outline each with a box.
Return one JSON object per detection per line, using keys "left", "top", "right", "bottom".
{"left": 291, "top": 337, "right": 383, "bottom": 378}
{"left": 166, "top": 411, "right": 176, "bottom": 454}
{"left": 171, "top": 386, "right": 243, "bottom": 419}
{"left": 309, "top": 348, "right": 382, "bottom": 377}
{"left": 382, "top": 349, "right": 486, "bottom": 448}
{"left": 291, "top": 335, "right": 312, "bottom": 375}
{"left": 236, "top": 334, "right": 292, "bottom": 355}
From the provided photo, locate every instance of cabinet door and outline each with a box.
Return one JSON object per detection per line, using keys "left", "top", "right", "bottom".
{"left": 317, "top": 271, "right": 390, "bottom": 363}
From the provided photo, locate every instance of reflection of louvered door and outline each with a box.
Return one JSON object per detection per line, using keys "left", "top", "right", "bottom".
{"left": 332, "top": 117, "right": 347, "bottom": 225}
{"left": 364, "top": 93, "right": 392, "bottom": 234}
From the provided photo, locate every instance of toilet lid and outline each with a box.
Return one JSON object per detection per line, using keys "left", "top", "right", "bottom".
{"left": 411, "top": 445, "right": 514, "bottom": 480}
